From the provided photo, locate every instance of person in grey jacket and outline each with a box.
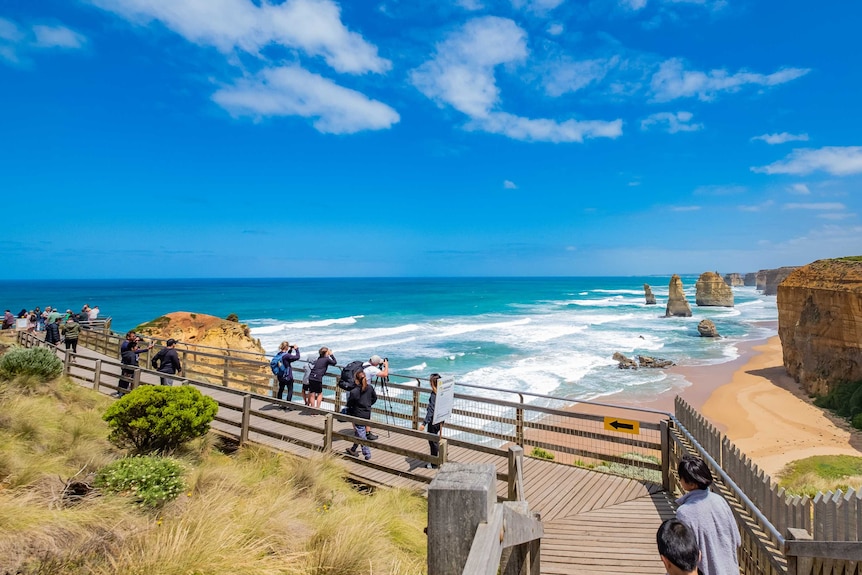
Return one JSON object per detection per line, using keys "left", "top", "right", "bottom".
{"left": 675, "top": 455, "right": 740, "bottom": 575}
{"left": 418, "top": 373, "right": 444, "bottom": 469}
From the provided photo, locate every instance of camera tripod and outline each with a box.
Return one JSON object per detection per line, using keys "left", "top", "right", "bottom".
{"left": 374, "top": 375, "right": 396, "bottom": 437}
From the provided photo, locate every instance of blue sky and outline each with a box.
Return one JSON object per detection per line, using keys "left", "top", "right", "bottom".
{"left": 1, "top": 0, "right": 860, "bottom": 279}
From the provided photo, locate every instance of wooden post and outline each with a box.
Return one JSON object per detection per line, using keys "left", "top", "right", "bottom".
{"left": 515, "top": 404, "right": 525, "bottom": 447}
{"left": 428, "top": 463, "right": 496, "bottom": 575}
{"left": 786, "top": 527, "right": 814, "bottom": 575}
{"left": 92, "top": 359, "right": 102, "bottom": 391}
{"left": 661, "top": 419, "right": 672, "bottom": 491}
{"left": 63, "top": 349, "right": 71, "bottom": 377}
{"left": 222, "top": 356, "right": 229, "bottom": 387}
{"left": 324, "top": 414, "right": 334, "bottom": 452}
{"left": 412, "top": 385, "right": 421, "bottom": 430}
{"left": 132, "top": 368, "right": 141, "bottom": 391}
{"left": 508, "top": 445, "right": 525, "bottom": 502}
{"left": 438, "top": 438, "right": 448, "bottom": 467}
{"left": 240, "top": 394, "right": 252, "bottom": 446}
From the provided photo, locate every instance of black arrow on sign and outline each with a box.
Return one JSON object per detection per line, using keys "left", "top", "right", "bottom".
{"left": 610, "top": 420, "right": 634, "bottom": 430}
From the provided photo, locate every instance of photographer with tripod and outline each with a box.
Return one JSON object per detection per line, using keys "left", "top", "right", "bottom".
{"left": 362, "top": 355, "right": 389, "bottom": 440}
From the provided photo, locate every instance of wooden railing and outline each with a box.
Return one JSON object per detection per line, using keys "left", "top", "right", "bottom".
{"left": 674, "top": 397, "right": 862, "bottom": 575}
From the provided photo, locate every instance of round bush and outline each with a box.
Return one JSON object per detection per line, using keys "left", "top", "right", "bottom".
{"left": 0, "top": 346, "right": 63, "bottom": 382}
{"left": 103, "top": 385, "right": 218, "bottom": 453}
{"left": 95, "top": 455, "right": 185, "bottom": 507}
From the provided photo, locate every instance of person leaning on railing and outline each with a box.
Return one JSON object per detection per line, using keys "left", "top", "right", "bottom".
{"left": 419, "top": 373, "right": 444, "bottom": 469}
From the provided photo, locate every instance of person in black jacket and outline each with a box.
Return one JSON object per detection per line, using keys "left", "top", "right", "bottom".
{"left": 306, "top": 347, "right": 336, "bottom": 409}
{"left": 345, "top": 370, "right": 377, "bottom": 461}
{"left": 419, "top": 373, "right": 444, "bottom": 468}
{"left": 118, "top": 339, "right": 151, "bottom": 396}
{"left": 151, "top": 338, "right": 182, "bottom": 386}
{"left": 44, "top": 318, "right": 61, "bottom": 347}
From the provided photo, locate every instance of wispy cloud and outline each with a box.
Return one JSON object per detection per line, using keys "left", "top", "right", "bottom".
{"left": 783, "top": 202, "right": 846, "bottom": 211}
{"left": 456, "top": 0, "right": 484, "bottom": 9}
{"left": 671, "top": 205, "right": 701, "bottom": 212}
{"left": 650, "top": 58, "right": 810, "bottom": 102}
{"left": 619, "top": 0, "right": 648, "bottom": 10}
{"left": 641, "top": 111, "right": 703, "bottom": 133}
{"left": 753, "top": 146, "right": 862, "bottom": 176}
{"left": 751, "top": 132, "right": 809, "bottom": 145}
{"left": 546, "top": 23, "right": 564, "bottom": 36}
{"left": 511, "top": 0, "right": 566, "bottom": 13}
{"left": 32, "top": 25, "right": 86, "bottom": 49}
{"left": 0, "top": 17, "right": 87, "bottom": 64}
{"left": 411, "top": 16, "right": 622, "bottom": 143}
{"left": 818, "top": 213, "right": 855, "bottom": 220}
{"left": 90, "top": 0, "right": 390, "bottom": 75}
{"left": 788, "top": 183, "right": 810, "bottom": 195}
{"left": 212, "top": 66, "right": 399, "bottom": 134}
{"left": 738, "top": 200, "right": 775, "bottom": 212}
{"left": 503, "top": 180, "right": 518, "bottom": 189}
{"left": 542, "top": 56, "right": 617, "bottom": 97}
{"left": 693, "top": 184, "right": 747, "bottom": 196}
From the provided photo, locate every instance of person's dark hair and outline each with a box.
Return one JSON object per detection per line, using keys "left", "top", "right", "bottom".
{"left": 355, "top": 369, "right": 367, "bottom": 391}
{"left": 678, "top": 455, "right": 713, "bottom": 490}
{"left": 318, "top": 347, "right": 329, "bottom": 357}
{"left": 657, "top": 519, "right": 699, "bottom": 573}
{"left": 429, "top": 373, "right": 441, "bottom": 393}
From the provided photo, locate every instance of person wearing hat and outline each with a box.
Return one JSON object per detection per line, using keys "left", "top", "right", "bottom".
{"left": 151, "top": 338, "right": 183, "bottom": 386}
{"left": 361, "top": 355, "right": 389, "bottom": 441}
{"left": 60, "top": 316, "right": 81, "bottom": 357}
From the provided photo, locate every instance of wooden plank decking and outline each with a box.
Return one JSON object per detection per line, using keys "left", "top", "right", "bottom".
{"left": 58, "top": 340, "right": 676, "bottom": 575}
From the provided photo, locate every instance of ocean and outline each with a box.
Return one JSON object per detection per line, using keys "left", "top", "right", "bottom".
{"left": 0, "top": 276, "right": 777, "bottom": 403}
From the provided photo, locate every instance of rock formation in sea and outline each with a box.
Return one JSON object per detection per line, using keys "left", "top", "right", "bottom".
{"left": 638, "top": 355, "right": 675, "bottom": 368}
{"left": 756, "top": 270, "right": 768, "bottom": 291}
{"left": 763, "top": 266, "right": 799, "bottom": 296}
{"left": 613, "top": 352, "right": 638, "bottom": 369}
{"left": 644, "top": 284, "right": 657, "bottom": 305}
{"left": 695, "top": 271, "right": 734, "bottom": 307}
{"left": 723, "top": 273, "right": 744, "bottom": 287}
{"left": 744, "top": 273, "right": 757, "bottom": 286}
{"left": 697, "top": 319, "right": 719, "bottom": 337}
{"left": 665, "top": 275, "right": 693, "bottom": 317}
{"left": 777, "top": 257, "right": 862, "bottom": 396}
{"left": 134, "top": 311, "right": 265, "bottom": 355}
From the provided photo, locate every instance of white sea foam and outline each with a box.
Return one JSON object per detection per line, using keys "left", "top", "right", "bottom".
{"left": 404, "top": 362, "right": 427, "bottom": 372}
{"left": 251, "top": 315, "right": 363, "bottom": 334}
{"left": 592, "top": 289, "right": 644, "bottom": 295}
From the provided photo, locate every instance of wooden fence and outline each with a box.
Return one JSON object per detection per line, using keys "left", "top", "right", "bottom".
{"left": 674, "top": 397, "right": 862, "bottom": 575}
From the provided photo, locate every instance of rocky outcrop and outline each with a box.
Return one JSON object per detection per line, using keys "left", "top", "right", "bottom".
{"left": 744, "top": 273, "right": 757, "bottom": 286}
{"left": 644, "top": 284, "right": 657, "bottom": 305}
{"left": 613, "top": 352, "right": 638, "bottom": 369}
{"left": 778, "top": 258, "right": 862, "bottom": 396}
{"left": 697, "top": 319, "right": 719, "bottom": 337}
{"left": 665, "top": 275, "right": 693, "bottom": 317}
{"left": 763, "top": 267, "right": 799, "bottom": 296}
{"left": 724, "top": 273, "right": 744, "bottom": 287}
{"left": 134, "top": 312, "right": 265, "bottom": 355}
{"left": 695, "top": 272, "right": 734, "bottom": 307}
{"left": 756, "top": 270, "right": 768, "bottom": 291}
{"left": 613, "top": 352, "right": 675, "bottom": 369}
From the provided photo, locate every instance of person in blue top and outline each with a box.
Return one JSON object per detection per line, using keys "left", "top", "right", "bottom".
{"left": 274, "top": 341, "right": 300, "bottom": 407}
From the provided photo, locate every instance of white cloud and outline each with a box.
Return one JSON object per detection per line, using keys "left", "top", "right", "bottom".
{"left": 619, "top": 0, "right": 647, "bottom": 9}
{"left": 751, "top": 132, "right": 809, "bottom": 145}
{"left": 411, "top": 16, "right": 622, "bottom": 143}
{"left": 543, "top": 57, "right": 616, "bottom": 97}
{"left": 32, "top": 25, "right": 86, "bottom": 49}
{"left": 90, "top": 0, "right": 390, "bottom": 74}
{"left": 503, "top": 180, "right": 518, "bottom": 189}
{"left": 738, "top": 200, "right": 775, "bottom": 212}
{"left": 456, "top": 0, "right": 484, "bottom": 9}
{"left": 818, "top": 213, "right": 855, "bottom": 220}
{"left": 547, "top": 23, "right": 564, "bottom": 36}
{"left": 693, "top": 184, "right": 746, "bottom": 196}
{"left": 671, "top": 205, "right": 701, "bottom": 212}
{"left": 788, "top": 183, "right": 810, "bottom": 195}
{"left": 650, "top": 58, "right": 810, "bottom": 102}
{"left": 212, "top": 65, "right": 399, "bottom": 134}
{"left": 753, "top": 147, "right": 862, "bottom": 176}
{"left": 640, "top": 111, "right": 703, "bottom": 133}
{"left": 511, "top": 0, "right": 566, "bottom": 12}
{"left": 0, "top": 18, "right": 23, "bottom": 43}
{"left": 783, "top": 202, "right": 846, "bottom": 211}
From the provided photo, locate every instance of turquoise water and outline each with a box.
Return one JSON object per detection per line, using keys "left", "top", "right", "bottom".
{"left": 0, "top": 276, "right": 777, "bottom": 402}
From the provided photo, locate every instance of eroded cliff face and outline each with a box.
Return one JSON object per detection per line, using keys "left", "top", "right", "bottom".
{"left": 644, "top": 284, "right": 657, "bottom": 305}
{"left": 696, "top": 271, "right": 734, "bottom": 307}
{"left": 135, "top": 312, "right": 265, "bottom": 355}
{"left": 778, "top": 258, "right": 862, "bottom": 396}
{"left": 744, "top": 273, "right": 757, "bottom": 286}
{"left": 724, "top": 273, "right": 744, "bottom": 287}
{"left": 763, "top": 267, "right": 799, "bottom": 296}
{"left": 665, "top": 275, "right": 692, "bottom": 317}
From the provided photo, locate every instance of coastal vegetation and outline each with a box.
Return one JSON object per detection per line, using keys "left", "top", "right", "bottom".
{"left": 777, "top": 455, "right": 862, "bottom": 496}
{"left": 813, "top": 380, "right": 862, "bottom": 430}
{"left": 0, "top": 345, "right": 427, "bottom": 575}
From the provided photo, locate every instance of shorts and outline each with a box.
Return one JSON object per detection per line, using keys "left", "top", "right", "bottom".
{"left": 307, "top": 379, "right": 323, "bottom": 394}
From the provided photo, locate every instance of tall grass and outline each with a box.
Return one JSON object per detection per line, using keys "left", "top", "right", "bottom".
{"left": 0, "top": 369, "right": 427, "bottom": 575}
{"left": 777, "top": 455, "right": 862, "bottom": 496}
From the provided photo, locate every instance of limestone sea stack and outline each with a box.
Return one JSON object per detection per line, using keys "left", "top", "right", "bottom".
{"left": 777, "top": 257, "right": 862, "bottom": 396}
{"left": 665, "top": 275, "right": 693, "bottom": 317}
{"left": 134, "top": 311, "right": 265, "bottom": 355}
{"left": 697, "top": 319, "right": 719, "bottom": 337}
{"left": 763, "top": 266, "right": 799, "bottom": 296}
{"left": 695, "top": 271, "right": 734, "bottom": 307}
{"left": 644, "top": 284, "right": 657, "bottom": 305}
{"left": 756, "top": 270, "right": 768, "bottom": 291}
{"left": 723, "top": 273, "right": 744, "bottom": 287}
{"left": 744, "top": 273, "right": 757, "bottom": 286}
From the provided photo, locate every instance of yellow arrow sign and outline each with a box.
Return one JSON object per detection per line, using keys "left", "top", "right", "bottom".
{"left": 603, "top": 417, "right": 640, "bottom": 434}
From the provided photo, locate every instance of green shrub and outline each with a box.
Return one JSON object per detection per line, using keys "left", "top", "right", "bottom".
{"left": 529, "top": 447, "right": 555, "bottom": 460}
{"left": 103, "top": 385, "right": 218, "bottom": 453}
{"left": 95, "top": 455, "right": 186, "bottom": 507}
{"left": 225, "top": 313, "right": 239, "bottom": 322}
{"left": 0, "top": 346, "right": 63, "bottom": 382}
{"left": 853, "top": 413, "right": 862, "bottom": 430}
{"left": 814, "top": 381, "right": 862, "bottom": 420}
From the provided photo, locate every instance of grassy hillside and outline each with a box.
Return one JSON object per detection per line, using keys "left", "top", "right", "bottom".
{"left": 0, "top": 344, "right": 427, "bottom": 575}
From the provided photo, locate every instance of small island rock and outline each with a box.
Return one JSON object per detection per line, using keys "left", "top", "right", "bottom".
{"left": 644, "top": 284, "right": 657, "bottom": 305}
{"left": 697, "top": 319, "right": 720, "bottom": 337}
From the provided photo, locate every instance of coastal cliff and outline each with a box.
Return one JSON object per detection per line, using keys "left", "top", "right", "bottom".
{"left": 777, "top": 258, "right": 862, "bottom": 395}
{"left": 763, "top": 267, "right": 799, "bottom": 296}
{"left": 724, "top": 273, "right": 744, "bottom": 287}
{"left": 134, "top": 312, "right": 265, "bottom": 355}
{"left": 744, "top": 273, "right": 757, "bottom": 286}
{"left": 695, "top": 272, "right": 734, "bottom": 307}
{"left": 665, "top": 275, "right": 693, "bottom": 317}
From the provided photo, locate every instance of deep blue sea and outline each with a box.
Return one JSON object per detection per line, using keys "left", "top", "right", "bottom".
{"left": 0, "top": 277, "right": 777, "bottom": 403}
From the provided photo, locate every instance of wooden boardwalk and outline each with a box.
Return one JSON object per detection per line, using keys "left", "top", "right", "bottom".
{"left": 56, "top": 339, "right": 675, "bottom": 575}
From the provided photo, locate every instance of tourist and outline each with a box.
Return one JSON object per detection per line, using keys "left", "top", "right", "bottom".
{"left": 119, "top": 339, "right": 150, "bottom": 396}
{"left": 2, "top": 309, "right": 13, "bottom": 330}
{"left": 44, "top": 317, "right": 61, "bottom": 347}
{"left": 361, "top": 355, "right": 389, "bottom": 440}
{"left": 675, "top": 455, "right": 740, "bottom": 575}
{"left": 274, "top": 341, "right": 300, "bottom": 407}
{"left": 151, "top": 338, "right": 183, "bottom": 386}
{"left": 345, "top": 369, "right": 377, "bottom": 461}
{"left": 657, "top": 519, "right": 702, "bottom": 575}
{"left": 61, "top": 316, "right": 81, "bottom": 357}
{"left": 307, "top": 347, "right": 336, "bottom": 409}
{"left": 88, "top": 305, "right": 100, "bottom": 322}
{"left": 419, "top": 373, "right": 444, "bottom": 469}
{"left": 34, "top": 307, "right": 44, "bottom": 331}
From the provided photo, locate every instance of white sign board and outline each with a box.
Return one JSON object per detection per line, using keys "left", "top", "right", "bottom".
{"left": 433, "top": 377, "right": 455, "bottom": 425}
{"left": 15, "top": 318, "right": 28, "bottom": 330}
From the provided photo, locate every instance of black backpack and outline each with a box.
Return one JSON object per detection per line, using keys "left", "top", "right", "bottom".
{"left": 338, "top": 360, "right": 365, "bottom": 391}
